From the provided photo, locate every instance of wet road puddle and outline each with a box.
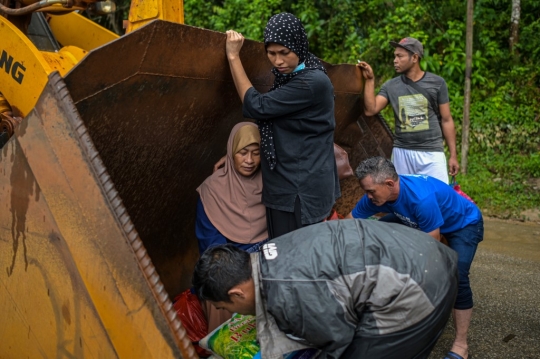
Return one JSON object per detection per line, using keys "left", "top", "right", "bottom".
{"left": 482, "top": 218, "right": 540, "bottom": 262}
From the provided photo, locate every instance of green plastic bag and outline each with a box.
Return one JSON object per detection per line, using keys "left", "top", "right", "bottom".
{"left": 199, "top": 313, "right": 259, "bottom": 359}
{"left": 200, "top": 312, "right": 320, "bottom": 359}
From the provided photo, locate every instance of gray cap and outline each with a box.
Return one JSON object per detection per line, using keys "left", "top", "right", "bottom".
{"left": 389, "top": 37, "right": 424, "bottom": 58}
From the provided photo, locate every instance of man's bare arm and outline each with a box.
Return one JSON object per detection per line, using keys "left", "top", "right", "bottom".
{"left": 213, "top": 155, "right": 226, "bottom": 172}
{"left": 357, "top": 62, "right": 388, "bottom": 116}
{"left": 427, "top": 227, "right": 441, "bottom": 241}
{"left": 439, "top": 103, "right": 459, "bottom": 176}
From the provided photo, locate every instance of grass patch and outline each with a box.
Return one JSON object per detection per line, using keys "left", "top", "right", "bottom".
{"left": 456, "top": 152, "right": 540, "bottom": 220}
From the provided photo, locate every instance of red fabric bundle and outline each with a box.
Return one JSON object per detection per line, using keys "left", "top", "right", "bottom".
{"left": 451, "top": 176, "right": 476, "bottom": 204}
{"left": 326, "top": 209, "right": 344, "bottom": 221}
{"left": 173, "top": 289, "right": 212, "bottom": 357}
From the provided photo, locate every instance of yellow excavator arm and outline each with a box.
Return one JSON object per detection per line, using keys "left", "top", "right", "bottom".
{"left": 0, "top": 0, "right": 183, "bottom": 118}
{"left": 0, "top": 15, "right": 72, "bottom": 116}
{"left": 127, "top": 0, "right": 184, "bottom": 33}
{"left": 48, "top": 12, "right": 119, "bottom": 51}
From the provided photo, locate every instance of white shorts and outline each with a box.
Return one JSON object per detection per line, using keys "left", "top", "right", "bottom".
{"left": 392, "top": 147, "right": 449, "bottom": 184}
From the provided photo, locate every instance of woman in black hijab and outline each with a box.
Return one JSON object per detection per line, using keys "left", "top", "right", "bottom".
{"left": 225, "top": 12, "right": 340, "bottom": 239}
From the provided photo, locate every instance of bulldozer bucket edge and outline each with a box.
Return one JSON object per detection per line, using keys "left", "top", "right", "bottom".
{"left": 0, "top": 71, "right": 197, "bottom": 358}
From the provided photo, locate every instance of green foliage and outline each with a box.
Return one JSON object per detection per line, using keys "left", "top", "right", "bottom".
{"left": 457, "top": 152, "right": 540, "bottom": 220}
{"left": 97, "top": 0, "right": 540, "bottom": 219}
{"left": 209, "top": 0, "right": 284, "bottom": 40}
{"left": 184, "top": 0, "right": 216, "bottom": 29}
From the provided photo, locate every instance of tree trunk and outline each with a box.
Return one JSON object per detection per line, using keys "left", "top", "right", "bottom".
{"left": 461, "top": 0, "right": 474, "bottom": 174}
{"left": 510, "top": 0, "right": 520, "bottom": 53}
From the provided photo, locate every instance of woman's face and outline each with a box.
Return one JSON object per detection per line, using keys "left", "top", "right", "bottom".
{"left": 266, "top": 43, "right": 300, "bottom": 74}
{"left": 234, "top": 143, "right": 261, "bottom": 176}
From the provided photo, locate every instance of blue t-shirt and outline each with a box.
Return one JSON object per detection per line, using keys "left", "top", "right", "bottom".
{"left": 351, "top": 175, "right": 482, "bottom": 234}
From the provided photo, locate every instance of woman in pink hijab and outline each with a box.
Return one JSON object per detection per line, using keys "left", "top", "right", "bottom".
{"left": 196, "top": 122, "right": 268, "bottom": 255}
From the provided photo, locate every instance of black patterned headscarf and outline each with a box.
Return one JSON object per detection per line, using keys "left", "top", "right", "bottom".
{"left": 259, "top": 12, "right": 327, "bottom": 170}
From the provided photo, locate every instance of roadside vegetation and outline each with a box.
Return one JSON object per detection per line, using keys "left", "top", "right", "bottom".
{"left": 93, "top": 0, "right": 540, "bottom": 219}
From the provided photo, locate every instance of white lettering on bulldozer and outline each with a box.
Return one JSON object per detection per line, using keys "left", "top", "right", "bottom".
{"left": 263, "top": 243, "right": 278, "bottom": 260}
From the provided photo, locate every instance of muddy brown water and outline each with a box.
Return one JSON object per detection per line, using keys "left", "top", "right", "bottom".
{"left": 430, "top": 218, "right": 540, "bottom": 359}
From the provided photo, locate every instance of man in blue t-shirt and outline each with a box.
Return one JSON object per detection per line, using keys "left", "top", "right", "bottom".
{"left": 346, "top": 157, "right": 483, "bottom": 359}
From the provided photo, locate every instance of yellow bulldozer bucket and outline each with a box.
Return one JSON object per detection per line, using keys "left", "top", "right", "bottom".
{"left": 0, "top": 20, "right": 393, "bottom": 358}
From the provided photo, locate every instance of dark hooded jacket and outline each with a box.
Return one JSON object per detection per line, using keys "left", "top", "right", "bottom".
{"left": 254, "top": 219, "right": 458, "bottom": 358}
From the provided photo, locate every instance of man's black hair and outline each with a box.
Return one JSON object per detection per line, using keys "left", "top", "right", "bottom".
{"left": 192, "top": 244, "right": 252, "bottom": 303}
{"left": 355, "top": 156, "right": 398, "bottom": 183}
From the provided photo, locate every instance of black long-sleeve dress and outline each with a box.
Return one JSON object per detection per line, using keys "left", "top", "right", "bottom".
{"left": 243, "top": 68, "right": 340, "bottom": 230}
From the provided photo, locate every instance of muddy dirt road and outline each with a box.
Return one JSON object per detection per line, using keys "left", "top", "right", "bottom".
{"left": 430, "top": 218, "right": 540, "bottom": 359}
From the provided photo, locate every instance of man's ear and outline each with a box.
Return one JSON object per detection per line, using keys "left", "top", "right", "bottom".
{"left": 228, "top": 286, "right": 245, "bottom": 299}
{"left": 385, "top": 178, "right": 396, "bottom": 189}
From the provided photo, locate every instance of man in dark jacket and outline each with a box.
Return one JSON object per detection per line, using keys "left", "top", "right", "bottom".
{"left": 192, "top": 219, "right": 458, "bottom": 358}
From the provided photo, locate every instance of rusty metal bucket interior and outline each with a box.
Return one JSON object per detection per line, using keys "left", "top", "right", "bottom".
{"left": 63, "top": 20, "right": 392, "bottom": 298}
{"left": 1, "top": 20, "right": 392, "bottom": 358}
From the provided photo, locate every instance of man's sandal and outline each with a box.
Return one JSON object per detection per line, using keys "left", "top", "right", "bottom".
{"left": 444, "top": 351, "right": 472, "bottom": 359}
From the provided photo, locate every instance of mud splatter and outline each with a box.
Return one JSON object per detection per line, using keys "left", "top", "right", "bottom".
{"left": 7, "top": 139, "right": 37, "bottom": 276}
{"left": 62, "top": 301, "right": 72, "bottom": 325}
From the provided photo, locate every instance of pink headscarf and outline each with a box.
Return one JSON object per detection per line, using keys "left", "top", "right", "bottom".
{"left": 196, "top": 122, "right": 267, "bottom": 244}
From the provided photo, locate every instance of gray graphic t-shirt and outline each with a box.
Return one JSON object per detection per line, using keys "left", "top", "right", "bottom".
{"left": 379, "top": 72, "right": 449, "bottom": 151}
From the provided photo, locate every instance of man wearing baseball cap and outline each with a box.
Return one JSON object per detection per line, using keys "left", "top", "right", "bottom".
{"left": 357, "top": 37, "right": 459, "bottom": 185}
